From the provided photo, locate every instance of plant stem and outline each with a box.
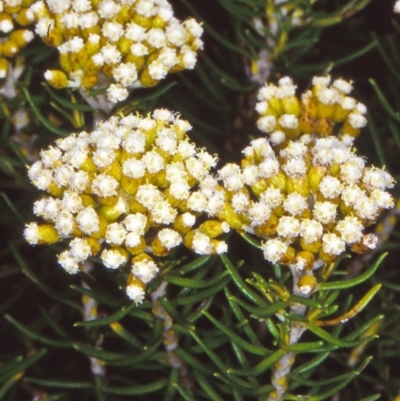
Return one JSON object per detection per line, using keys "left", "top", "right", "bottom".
{"left": 151, "top": 280, "right": 192, "bottom": 388}
{"left": 268, "top": 267, "right": 309, "bottom": 401}
{"left": 82, "top": 261, "right": 106, "bottom": 378}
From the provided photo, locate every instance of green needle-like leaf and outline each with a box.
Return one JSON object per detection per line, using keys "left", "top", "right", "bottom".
{"left": 227, "top": 349, "right": 286, "bottom": 377}
{"left": 102, "top": 378, "right": 168, "bottom": 395}
{"left": 318, "top": 253, "right": 387, "bottom": 291}
{"left": 74, "top": 302, "right": 137, "bottom": 327}
{"left": 202, "top": 310, "right": 270, "bottom": 356}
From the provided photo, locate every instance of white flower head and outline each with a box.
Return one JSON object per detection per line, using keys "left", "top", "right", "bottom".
{"left": 262, "top": 239, "right": 288, "bottom": 263}
{"left": 192, "top": 231, "right": 213, "bottom": 254}
{"left": 322, "top": 233, "right": 345, "bottom": 256}
{"left": 126, "top": 283, "right": 145, "bottom": 304}
{"left": 58, "top": 250, "right": 80, "bottom": 274}
{"left": 101, "top": 249, "right": 128, "bottom": 269}
{"left": 157, "top": 228, "right": 182, "bottom": 249}
{"left": 132, "top": 258, "right": 159, "bottom": 283}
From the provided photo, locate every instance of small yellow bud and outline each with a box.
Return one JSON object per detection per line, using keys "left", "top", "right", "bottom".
{"left": 152, "top": 15, "right": 168, "bottom": 29}
{"left": 3, "top": 40, "right": 19, "bottom": 58}
{"left": 15, "top": 9, "right": 34, "bottom": 26}
{"left": 133, "top": 13, "right": 153, "bottom": 29}
{"left": 0, "top": 13, "right": 13, "bottom": 31}
{"left": 97, "top": 194, "right": 119, "bottom": 207}
{"left": 300, "top": 237, "right": 321, "bottom": 254}
{"left": 308, "top": 165, "right": 327, "bottom": 192}
{"left": 45, "top": 69, "right": 70, "bottom": 89}
{"left": 129, "top": 198, "right": 147, "bottom": 214}
{"left": 22, "top": 0, "right": 36, "bottom": 7}
{"left": 83, "top": 58, "right": 102, "bottom": 76}
{"left": 126, "top": 236, "right": 146, "bottom": 255}
{"left": 254, "top": 213, "right": 279, "bottom": 236}
{"left": 0, "top": 57, "right": 9, "bottom": 79}
{"left": 216, "top": 204, "right": 243, "bottom": 231}
{"left": 80, "top": 194, "right": 97, "bottom": 208}
{"left": 10, "top": 30, "right": 31, "bottom": 47}
{"left": 183, "top": 230, "right": 196, "bottom": 250}
{"left": 294, "top": 251, "right": 314, "bottom": 271}
{"left": 82, "top": 75, "right": 98, "bottom": 90}
{"left": 281, "top": 125, "right": 301, "bottom": 140}
{"left": 101, "top": 160, "right": 122, "bottom": 182}
{"left": 132, "top": 252, "right": 154, "bottom": 265}
{"left": 316, "top": 101, "right": 335, "bottom": 120}
{"left": 339, "top": 200, "right": 353, "bottom": 216}
{"left": 4, "top": 4, "right": 21, "bottom": 13}
{"left": 90, "top": 216, "right": 108, "bottom": 239}
{"left": 44, "top": 28, "right": 63, "bottom": 47}
{"left": 199, "top": 220, "right": 229, "bottom": 238}
{"left": 173, "top": 215, "right": 192, "bottom": 234}
{"left": 280, "top": 96, "right": 301, "bottom": 116}
{"left": 121, "top": 174, "right": 141, "bottom": 195}
{"left": 267, "top": 96, "right": 282, "bottom": 115}
{"left": 38, "top": 224, "right": 62, "bottom": 244}
{"left": 98, "top": 200, "right": 125, "bottom": 222}
{"left": 279, "top": 245, "right": 296, "bottom": 265}
{"left": 47, "top": 182, "right": 64, "bottom": 197}
{"left": 86, "top": 237, "right": 101, "bottom": 256}
{"left": 125, "top": 53, "right": 145, "bottom": 71}
{"left": 319, "top": 248, "right": 337, "bottom": 264}
{"left": 117, "top": 37, "right": 134, "bottom": 55}
{"left": 139, "top": 68, "right": 159, "bottom": 88}
{"left": 297, "top": 274, "right": 317, "bottom": 295}
{"left": 69, "top": 49, "right": 88, "bottom": 71}
{"left": 332, "top": 104, "right": 351, "bottom": 122}
{"left": 82, "top": 26, "right": 101, "bottom": 39}
{"left": 59, "top": 53, "right": 72, "bottom": 74}
{"left": 151, "top": 237, "right": 169, "bottom": 257}
{"left": 250, "top": 178, "right": 269, "bottom": 196}
{"left": 341, "top": 120, "right": 360, "bottom": 138}
{"left": 127, "top": 273, "right": 146, "bottom": 290}
{"left": 286, "top": 175, "right": 309, "bottom": 197}
{"left": 266, "top": 170, "right": 287, "bottom": 192}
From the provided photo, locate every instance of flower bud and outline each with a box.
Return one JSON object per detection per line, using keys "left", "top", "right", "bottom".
{"left": 297, "top": 274, "right": 317, "bottom": 295}
{"left": 199, "top": 220, "right": 230, "bottom": 238}
{"left": 45, "top": 70, "right": 69, "bottom": 89}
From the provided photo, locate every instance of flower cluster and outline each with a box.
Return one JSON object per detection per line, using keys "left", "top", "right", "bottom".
{"left": 30, "top": 0, "right": 203, "bottom": 103}
{"left": 256, "top": 76, "right": 367, "bottom": 146}
{"left": 0, "top": 0, "right": 35, "bottom": 80}
{"left": 203, "top": 76, "right": 394, "bottom": 294}
{"left": 24, "top": 109, "right": 227, "bottom": 303}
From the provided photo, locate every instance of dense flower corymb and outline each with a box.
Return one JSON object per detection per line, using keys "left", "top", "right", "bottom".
{"left": 24, "top": 110, "right": 227, "bottom": 303}
{"left": 256, "top": 75, "right": 367, "bottom": 146}
{"left": 195, "top": 76, "right": 394, "bottom": 294}
{"left": 0, "top": 0, "right": 35, "bottom": 80}
{"left": 30, "top": 0, "right": 203, "bottom": 102}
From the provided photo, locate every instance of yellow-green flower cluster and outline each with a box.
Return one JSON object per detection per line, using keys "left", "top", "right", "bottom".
{"left": 192, "top": 76, "right": 394, "bottom": 295}
{"left": 24, "top": 109, "right": 228, "bottom": 303}
{"left": 256, "top": 76, "right": 367, "bottom": 146}
{"left": 0, "top": 0, "right": 35, "bottom": 79}
{"left": 30, "top": 0, "right": 203, "bottom": 102}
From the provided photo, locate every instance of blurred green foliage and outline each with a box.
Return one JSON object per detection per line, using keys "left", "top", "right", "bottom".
{"left": 1, "top": 0, "right": 400, "bottom": 400}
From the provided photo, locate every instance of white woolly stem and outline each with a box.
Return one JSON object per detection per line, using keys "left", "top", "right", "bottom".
{"left": 151, "top": 280, "right": 191, "bottom": 388}
{"left": 268, "top": 268, "right": 309, "bottom": 401}
{"left": 82, "top": 261, "right": 106, "bottom": 378}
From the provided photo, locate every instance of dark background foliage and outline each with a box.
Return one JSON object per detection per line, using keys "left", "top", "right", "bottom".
{"left": 1, "top": 0, "right": 400, "bottom": 400}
